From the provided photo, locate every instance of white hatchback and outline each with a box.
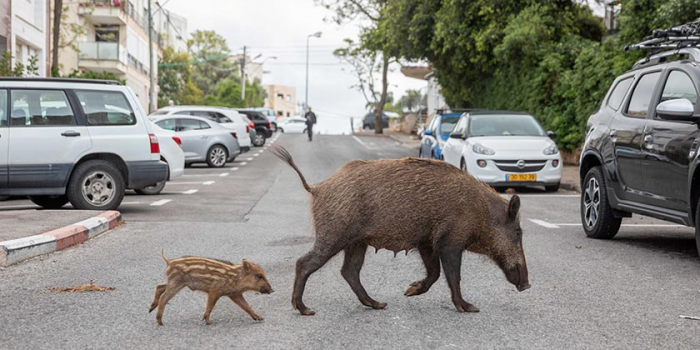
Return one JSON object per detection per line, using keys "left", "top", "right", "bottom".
{"left": 277, "top": 117, "right": 307, "bottom": 133}
{"left": 150, "top": 106, "right": 252, "bottom": 152}
{"left": 441, "top": 111, "right": 562, "bottom": 192}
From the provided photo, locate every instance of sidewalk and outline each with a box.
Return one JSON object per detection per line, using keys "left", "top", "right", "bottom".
{"left": 0, "top": 210, "right": 101, "bottom": 242}
{"left": 354, "top": 130, "right": 422, "bottom": 148}
{"left": 561, "top": 165, "right": 580, "bottom": 192}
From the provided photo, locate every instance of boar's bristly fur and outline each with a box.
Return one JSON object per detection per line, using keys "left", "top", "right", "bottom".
{"left": 271, "top": 145, "right": 530, "bottom": 316}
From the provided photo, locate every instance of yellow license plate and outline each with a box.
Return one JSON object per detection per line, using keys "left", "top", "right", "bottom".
{"left": 507, "top": 174, "right": 536, "bottom": 181}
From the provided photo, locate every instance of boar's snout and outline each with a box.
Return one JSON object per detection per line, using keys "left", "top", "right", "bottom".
{"left": 505, "top": 263, "right": 530, "bottom": 292}
{"left": 260, "top": 285, "right": 274, "bottom": 294}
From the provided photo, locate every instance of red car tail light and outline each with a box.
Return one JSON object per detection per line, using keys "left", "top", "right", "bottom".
{"left": 172, "top": 136, "right": 182, "bottom": 147}
{"left": 268, "top": 120, "right": 272, "bottom": 130}
{"left": 249, "top": 121, "right": 254, "bottom": 128}
{"left": 149, "top": 133, "right": 160, "bottom": 154}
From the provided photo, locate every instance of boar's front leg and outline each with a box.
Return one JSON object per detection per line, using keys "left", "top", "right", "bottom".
{"left": 405, "top": 246, "right": 440, "bottom": 297}
{"left": 293, "top": 240, "right": 345, "bottom": 316}
{"left": 341, "top": 243, "right": 387, "bottom": 310}
{"left": 202, "top": 292, "right": 222, "bottom": 325}
{"left": 229, "top": 294, "right": 263, "bottom": 321}
{"left": 439, "top": 247, "right": 479, "bottom": 313}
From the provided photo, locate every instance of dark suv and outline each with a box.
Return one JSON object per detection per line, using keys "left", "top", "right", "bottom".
{"left": 236, "top": 110, "right": 273, "bottom": 147}
{"left": 580, "top": 37, "right": 700, "bottom": 256}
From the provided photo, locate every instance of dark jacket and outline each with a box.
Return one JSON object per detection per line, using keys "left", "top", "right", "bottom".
{"left": 305, "top": 111, "right": 317, "bottom": 125}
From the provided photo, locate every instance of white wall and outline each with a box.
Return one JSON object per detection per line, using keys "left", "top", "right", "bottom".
{"left": 11, "top": 0, "right": 47, "bottom": 76}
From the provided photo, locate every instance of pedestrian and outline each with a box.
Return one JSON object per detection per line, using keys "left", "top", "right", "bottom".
{"left": 304, "top": 107, "right": 317, "bottom": 141}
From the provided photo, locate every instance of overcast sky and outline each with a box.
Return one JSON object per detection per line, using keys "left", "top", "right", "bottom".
{"left": 164, "top": 0, "right": 425, "bottom": 121}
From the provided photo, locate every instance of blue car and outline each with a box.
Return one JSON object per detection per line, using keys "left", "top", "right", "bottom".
{"left": 419, "top": 112, "right": 462, "bottom": 160}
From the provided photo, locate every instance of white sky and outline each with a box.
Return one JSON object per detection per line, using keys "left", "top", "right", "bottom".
{"left": 164, "top": 0, "right": 425, "bottom": 121}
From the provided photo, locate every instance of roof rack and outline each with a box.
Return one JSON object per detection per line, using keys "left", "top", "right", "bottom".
{"left": 625, "top": 20, "right": 700, "bottom": 70}
{"left": 0, "top": 77, "right": 121, "bottom": 85}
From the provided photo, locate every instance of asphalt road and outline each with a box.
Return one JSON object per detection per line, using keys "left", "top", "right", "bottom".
{"left": 1, "top": 133, "right": 699, "bottom": 349}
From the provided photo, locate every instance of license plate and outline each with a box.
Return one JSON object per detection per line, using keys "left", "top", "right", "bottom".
{"left": 506, "top": 173, "right": 536, "bottom": 181}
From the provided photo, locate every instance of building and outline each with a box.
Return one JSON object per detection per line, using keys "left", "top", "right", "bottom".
{"left": 9, "top": 0, "right": 50, "bottom": 76}
{"left": 264, "top": 85, "right": 296, "bottom": 118}
{"left": 400, "top": 66, "right": 448, "bottom": 118}
{"left": 53, "top": 0, "right": 163, "bottom": 110}
{"left": 153, "top": 6, "right": 187, "bottom": 52}
{"left": 230, "top": 54, "right": 265, "bottom": 83}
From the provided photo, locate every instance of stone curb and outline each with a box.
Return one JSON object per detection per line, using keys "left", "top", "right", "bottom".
{"left": 0, "top": 211, "right": 122, "bottom": 267}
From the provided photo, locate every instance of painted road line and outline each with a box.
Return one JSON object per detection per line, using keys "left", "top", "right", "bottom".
{"left": 352, "top": 135, "right": 371, "bottom": 149}
{"left": 258, "top": 149, "right": 265, "bottom": 153}
{"left": 219, "top": 173, "right": 230, "bottom": 177}
{"left": 150, "top": 199, "right": 172, "bottom": 206}
{"left": 182, "top": 189, "right": 198, "bottom": 195}
{"left": 183, "top": 173, "right": 229, "bottom": 177}
{"left": 230, "top": 167, "right": 239, "bottom": 171}
{"left": 246, "top": 157, "right": 254, "bottom": 161}
{"left": 528, "top": 219, "right": 561, "bottom": 229}
{"left": 167, "top": 181, "right": 215, "bottom": 186}
{"left": 254, "top": 153, "right": 260, "bottom": 157}
{"left": 239, "top": 162, "right": 247, "bottom": 166}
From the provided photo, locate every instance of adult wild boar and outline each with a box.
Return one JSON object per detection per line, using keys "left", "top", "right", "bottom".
{"left": 271, "top": 146, "right": 530, "bottom": 316}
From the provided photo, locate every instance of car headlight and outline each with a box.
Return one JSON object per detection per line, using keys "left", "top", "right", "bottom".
{"left": 543, "top": 143, "right": 559, "bottom": 155}
{"left": 472, "top": 143, "right": 495, "bottom": 155}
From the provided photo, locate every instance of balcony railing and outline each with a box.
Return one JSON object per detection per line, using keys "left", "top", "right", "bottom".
{"left": 78, "top": 42, "right": 128, "bottom": 64}
{"left": 82, "top": 0, "right": 160, "bottom": 45}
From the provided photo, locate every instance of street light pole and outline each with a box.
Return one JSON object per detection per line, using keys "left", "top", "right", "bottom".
{"left": 305, "top": 31, "right": 322, "bottom": 112}
{"left": 148, "top": 0, "right": 155, "bottom": 112}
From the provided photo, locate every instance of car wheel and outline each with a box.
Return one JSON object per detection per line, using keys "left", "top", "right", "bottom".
{"left": 545, "top": 183, "right": 560, "bottom": 192}
{"left": 0, "top": 196, "right": 9, "bottom": 201}
{"left": 135, "top": 167, "right": 169, "bottom": 195}
{"left": 278, "top": 128, "right": 284, "bottom": 133}
{"left": 67, "top": 160, "right": 125, "bottom": 210}
{"left": 207, "top": 145, "right": 228, "bottom": 168}
{"left": 581, "top": 166, "right": 621, "bottom": 239}
{"left": 29, "top": 195, "right": 69, "bottom": 209}
{"left": 695, "top": 202, "right": 700, "bottom": 258}
{"left": 253, "top": 132, "right": 266, "bottom": 147}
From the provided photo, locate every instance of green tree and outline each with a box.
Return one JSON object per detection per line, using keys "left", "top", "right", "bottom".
{"left": 67, "top": 69, "right": 125, "bottom": 84}
{"left": 187, "top": 30, "right": 237, "bottom": 95}
{"left": 157, "top": 48, "right": 203, "bottom": 107}
{"left": 0, "top": 52, "right": 39, "bottom": 77}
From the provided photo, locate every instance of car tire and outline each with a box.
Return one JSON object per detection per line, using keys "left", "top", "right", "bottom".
{"left": 545, "top": 183, "right": 560, "bottom": 192}
{"left": 253, "top": 132, "right": 266, "bottom": 147}
{"left": 206, "top": 145, "right": 228, "bottom": 168}
{"left": 278, "top": 128, "right": 285, "bottom": 133}
{"left": 695, "top": 202, "right": 700, "bottom": 258}
{"left": 29, "top": 195, "right": 69, "bottom": 209}
{"left": 67, "top": 160, "right": 125, "bottom": 210}
{"left": 0, "top": 196, "right": 9, "bottom": 201}
{"left": 581, "top": 166, "right": 621, "bottom": 239}
{"left": 134, "top": 167, "right": 168, "bottom": 195}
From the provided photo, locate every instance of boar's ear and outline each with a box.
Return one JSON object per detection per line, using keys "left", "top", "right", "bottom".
{"left": 508, "top": 195, "right": 520, "bottom": 221}
{"left": 242, "top": 259, "right": 252, "bottom": 274}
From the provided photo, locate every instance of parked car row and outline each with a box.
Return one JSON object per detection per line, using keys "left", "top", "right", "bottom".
{"left": 419, "top": 110, "right": 563, "bottom": 192}
{"left": 0, "top": 78, "right": 277, "bottom": 211}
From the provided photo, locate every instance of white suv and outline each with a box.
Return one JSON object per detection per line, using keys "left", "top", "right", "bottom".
{"left": 149, "top": 106, "right": 253, "bottom": 152}
{"left": 0, "top": 78, "right": 168, "bottom": 210}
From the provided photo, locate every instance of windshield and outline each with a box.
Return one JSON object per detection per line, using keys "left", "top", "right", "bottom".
{"left": 468, "top": 114, "right": 545, "bottom": 137}
{"left": 440, "top": 115, "right": 461, "bottom": 134}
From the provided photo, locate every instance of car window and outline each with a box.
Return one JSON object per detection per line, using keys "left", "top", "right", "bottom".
{"left": 156, "top": 119, "right": 177, "bottom": 131}
{"left": 440, "top": 115, "right": 461, "bottom": 134}
{"left": 452, "top": 117, "right": 468, "bottom": 136}
{"left": 0, "top": 90, "right": 6, "bottom": 126}
{"left": 178, "top": 118, "right": 203, "bottom": 131}
{"left": 660, "top": 70, "right": 698, "bottom": 105}
{"left": 10, "top": 90, "right": 76, "bottom": 127}
{"left": 468, "top": 114, "right": 545, "bottom": 137}
{"left": 607, "top": 77, "right": 634, "bottom": 111}
{"left": 217, "top": 113, "right": 233, "bottom": 123}
{"left": 625, "top": 72, "right": 661, "bottom": 118}
{"left": 76, "top": 90, "right": 136, "bottom": 126}
{"left": 199, "top": 120, "right": 211, "bottom": 130}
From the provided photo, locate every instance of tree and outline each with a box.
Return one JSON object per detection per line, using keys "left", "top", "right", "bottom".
{"left": 66, "top": 69, "right": 125, "bottom": 84}
{"left": 157, "top": 48, "right": 203, "bottom": 107}
{"left": 0, "top": 52, "right": 39, "bottom": 77}
{"left": 51, "top": 0, "right": 62, "bottom": 77}
{"left": 187, "top": 30, "right": 238, "bottom": 95}
{"left": 397, "top": 89, "right": 423, "bottom": 113}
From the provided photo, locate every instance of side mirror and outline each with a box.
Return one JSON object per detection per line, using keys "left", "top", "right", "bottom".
{"left": 423, "top": 129, "right": 433, "bottom": 136}
{"left": 449, "top": 132, "right": 464, "bottom": 139}
{"left": 656, "top": 99, "right": 697, "bottom": 121}
{"left": 547, "top": 130, "right": 556, "bottom": 140}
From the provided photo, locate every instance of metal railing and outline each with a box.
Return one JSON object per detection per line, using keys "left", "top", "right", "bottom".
{"left": 78, "top": 42, "right": 128, "bottom": 64}
{"left": 83, "top": 0, "right": 160, "bottom": 45}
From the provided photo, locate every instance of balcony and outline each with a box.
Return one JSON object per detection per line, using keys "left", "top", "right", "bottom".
{"left": 79, "top": 0, "right": 127, "bottom": 25}
{"left": 78, "top": 42, "right": 128, "bottom": 75}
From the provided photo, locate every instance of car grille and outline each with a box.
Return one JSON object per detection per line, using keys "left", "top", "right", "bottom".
{"left": 493, "top": 160, "right": 547, "bottom": 173}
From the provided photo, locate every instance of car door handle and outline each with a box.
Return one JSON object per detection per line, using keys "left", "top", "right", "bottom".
{"left": 643, "top": 134, "right": 653, "bottom": 149}
{"left": 61, "top": 131, "right": 81, "bottom": 137}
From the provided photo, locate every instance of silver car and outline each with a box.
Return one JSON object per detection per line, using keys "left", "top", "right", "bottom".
{"left": 152, "top": 115, "right": 241, "bottom": 168}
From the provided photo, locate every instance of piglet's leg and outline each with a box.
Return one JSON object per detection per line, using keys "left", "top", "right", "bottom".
{"left": 156, "top": 284, "right": 185, "bottom": 326}
{"left": 229, "top": 294, "right": 263, "bottom": 321}
{"left": 202, "top": 292, "right": 222, "bottom": 325}
{"left": 149, "top": 284, "right": 167, "bottom": 313}
{"left": 439, "top": 247, "right": 479, "bottom": 313}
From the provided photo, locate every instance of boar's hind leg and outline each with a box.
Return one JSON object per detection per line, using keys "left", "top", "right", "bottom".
{"left": 404, "top": 246, "right": 440, "bottom": 297}
{"left": 293, "top": 241, "right": 345, "bottom": 316}
{"left": 149, "top": 284, "right": 167, "bottom": 313}
{"left": 439, "top": 247, "right": 479, "bottom": 313}
{"left": 342, "top": 243, "right": 387, "bottom": 310}
{"left": 156, "top": 283, "right": 185, "bottom": 326}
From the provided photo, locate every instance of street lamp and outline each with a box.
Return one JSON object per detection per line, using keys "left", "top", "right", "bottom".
{"left": 305, "top": 31, "right": 322, "bottom": 112}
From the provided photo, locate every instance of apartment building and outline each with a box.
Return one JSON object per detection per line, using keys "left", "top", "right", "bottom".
{"left": 8, "top": 0, "right": 49, "bottom": 76}
{"left": 54, "top": 0, "right": 163, "bottom": 110}
{"left": 264, "top": 85, "right": 296, "bottom": 119}
{"left": 153, "top": 7, "right": 187, "bottom": 52}
{"left": 0, "top": 0, "right": 9, "bottom": 53}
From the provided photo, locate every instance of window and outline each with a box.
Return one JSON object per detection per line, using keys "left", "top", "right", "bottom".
{"left": 156, "top": 119, "right": 177, "bottom": 131}
{"left": 76, "top": 90, "right": 136, "bottom": 126}
{"left": 0, "top": 90, "right": 7, "bottom": 126}
{"left": 178, "top": 118, "right": 210, "bottom": 131}
{"left": 218, "top": 114, "right": 233, "bottom": 123}
{"left": 191, "top": 111, "right": 217, "bottom": 122}
{"left": 440, "top": 115, "right": 461, "bottom": 134}
{"left": 286, "top": 112, "right": 290, "bottom": 117}
{"left": 452, "top": 117, "right": 468, "bottom": 136}
{"left": 660, "top": 71, "right": 698, "bottom": 105}
{"left": 468, "top": 114, "right": 545, "bottom": 137}
{"left": 10, "top": 90, "right": 76, "bottom": 127}
{"left": 607, "top": 77, "right": 633, "bottom": 111}
{"left": 626, "top": 72, "right": 661, "bottom": 118}
{"left": 277, "top": 111, "right": 283, "bottom": 117}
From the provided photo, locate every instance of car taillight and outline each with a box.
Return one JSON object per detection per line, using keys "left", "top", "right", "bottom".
{"left": 268, "top": 121, "right": 272, "bottom": 129}
{"left": 149, "top": 133, "right": 160, "bottom": 154}
{"left": 231, "top": 132, "right": 238, "bottom": 139}
{"left": 246, "top": 125, "right": 250, "bottom": 133}
{"left": 172, "top": 136, "right": 182, "bottom": 148}
{"left": 249, "top": 121, "right": 254, "bottom": 128}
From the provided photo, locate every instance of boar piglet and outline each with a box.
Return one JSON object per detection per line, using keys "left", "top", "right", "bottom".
{"left": 149, "top": 251, "right": 273, "bottom": 325}
{"left": 271, "top": 145, "right": 530, "bottom": 316}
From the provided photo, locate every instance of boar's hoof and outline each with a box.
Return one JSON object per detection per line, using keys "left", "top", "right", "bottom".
{"left": 251, "top": 314, "right": 264, "bottom": 321}
{"left": 454, "top": 300, "right": 480, "bottom": 313}
{"left": 298, "top": 308, "right": 316, "bottom": 316}
{"left": 404, "top": 281, "right": 428, "bottom": 297}
{"left": 372, "top": 302, "right": 387, "bottom": 309}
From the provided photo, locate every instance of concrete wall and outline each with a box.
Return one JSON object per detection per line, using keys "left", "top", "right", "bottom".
{"left": 11, "top": 0, "right": 49, "bottom": 76}
{"left": 265, "top": 85, "right": 296, "bottom": 118}
{"left": 0, "top": 0, "right": 10, "bottom": 52}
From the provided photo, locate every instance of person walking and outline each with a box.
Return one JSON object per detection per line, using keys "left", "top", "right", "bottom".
{"left": 304, "top": 107, "right": 317, "bottom": 141}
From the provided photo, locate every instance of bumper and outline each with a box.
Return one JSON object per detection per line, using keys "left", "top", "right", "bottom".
{"left": 468, "top": 158, "right": 562, "bottom": 187}
{"left": 126, "top": 160, "right": 168, "bottom": 188}
{"left": 240, "top": 146, "right": 251, "bottom": 153}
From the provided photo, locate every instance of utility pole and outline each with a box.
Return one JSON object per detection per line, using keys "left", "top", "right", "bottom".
{"left": 240, "top": 46, "right": 246, "bottom": 105}
{"left": 305, "top": 32, "right": 321, "bottom": 113}
{"left": 147, "top": 0, "right": 155, "bottom": 112}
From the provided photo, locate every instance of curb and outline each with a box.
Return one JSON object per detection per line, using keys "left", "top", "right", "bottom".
{"left": 560, "top": 182, "right": 581, "bottom": 193}
{"left": 0, "top": 211, "right": 122, "bottom": 267}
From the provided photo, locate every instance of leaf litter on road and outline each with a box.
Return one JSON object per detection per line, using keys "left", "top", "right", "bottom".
{"left": 48, "top": 280, "right": 115, "bottom": 293}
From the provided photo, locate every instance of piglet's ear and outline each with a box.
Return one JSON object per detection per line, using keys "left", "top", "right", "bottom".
{"left": 242, "top": 259, "right": 252, "bottom": 274}
{"left": 508, "top": 195, "right": 520, "bottom": 221}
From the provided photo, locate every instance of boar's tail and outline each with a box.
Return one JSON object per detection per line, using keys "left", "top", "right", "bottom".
{"left": 160, "top": 248, "right": 169, "bottom": 264}
{"left": 270, "top": 145, "right": 312, "bottom": 193}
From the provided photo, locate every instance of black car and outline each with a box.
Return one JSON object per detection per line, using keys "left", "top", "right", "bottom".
{"left": 580, "top": 25, "right": 700, "bottom": 257}
{"left": 362, "top": 112, "right": 390, "bottom": 130}
{"left": 236, "top": 110, "right": 273, "bottom": 147}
